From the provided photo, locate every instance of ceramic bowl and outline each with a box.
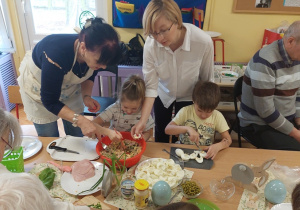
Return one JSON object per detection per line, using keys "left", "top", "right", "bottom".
{"left": 180, "top": 179, "right": 203, "bottom": 199}
{"left": 210, "top": 179, "right": 235, "bottom": 201}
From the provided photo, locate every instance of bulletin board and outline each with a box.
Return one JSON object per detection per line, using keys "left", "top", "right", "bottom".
{"left": 233, "top": 0, "right": 300, "bottom": 15}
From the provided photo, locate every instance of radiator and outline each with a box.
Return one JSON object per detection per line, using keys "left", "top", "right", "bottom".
{"left": 0, "top": 53, "right": 18, "bottom": 111}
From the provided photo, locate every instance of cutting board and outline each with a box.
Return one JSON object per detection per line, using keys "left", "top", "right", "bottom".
{"left": 75, "top": 195, "right": 111, "bottom": 209}
{"left": 170, "top": 147, "right": 214, "bottom": 170}
{"left": 46, "top": 135, "right": 99, "bottom": 161}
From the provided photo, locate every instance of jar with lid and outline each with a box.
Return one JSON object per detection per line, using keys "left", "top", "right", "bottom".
{"left": 134, "top": 179, "right": 149, "bottom": 209}
{"left": 120, "top": 174, "right": 135, "bottom": 200}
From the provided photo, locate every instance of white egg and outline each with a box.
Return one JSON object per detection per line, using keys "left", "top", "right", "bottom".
{"left": 181, "top": 153, "right": 190, "bottom": 161}
{"left": 196, "top": 156, "right": 204, "bottom": 163}
{"left": 199, "top": 151, "right": 207, "bottom": 158}
{"left": 175, "top": 149, "right": 184, "bottom": 157}
{"left": 189, "top": 153, "right": 197, "bottom": 159}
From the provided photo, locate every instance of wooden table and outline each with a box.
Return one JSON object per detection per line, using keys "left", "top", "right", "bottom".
{"left": 24, "top": 137, "right": 300, "bottom": 209}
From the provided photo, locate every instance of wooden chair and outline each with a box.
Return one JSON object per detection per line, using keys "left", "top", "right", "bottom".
{"left": 8, "top": 85, "right": 38, "bottom": 136}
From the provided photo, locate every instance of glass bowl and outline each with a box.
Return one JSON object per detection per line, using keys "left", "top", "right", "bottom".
{"left": 180, "top": 179, "right": 203, "bottom": 199}
{"left": 210, "top": 179, "right": 235, "bottom": 201}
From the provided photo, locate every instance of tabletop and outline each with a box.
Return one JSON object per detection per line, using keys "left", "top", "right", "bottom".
{"left": 24, "top": 137, "right": 300, "bottom": 210}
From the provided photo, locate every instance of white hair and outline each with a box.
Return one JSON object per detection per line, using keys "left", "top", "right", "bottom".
{"left": 284, "top": 20, "right": 300, "bottom": 42}
{"left": 0, "top": 172, "right": 54, "bottom": 210}
{"left": 0, "top": 108, "right": 22, "bottom": 149}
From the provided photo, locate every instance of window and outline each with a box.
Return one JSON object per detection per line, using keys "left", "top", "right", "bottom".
{"left": 0, "top": 0, "right": 16, "bottom": 53}
{"left": 15, "top": 0, "right": 108, "bottom": 50}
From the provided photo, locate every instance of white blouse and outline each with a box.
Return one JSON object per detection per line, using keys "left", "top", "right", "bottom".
{"left": 143, "top": 23, "right": 214, "bottom": 108}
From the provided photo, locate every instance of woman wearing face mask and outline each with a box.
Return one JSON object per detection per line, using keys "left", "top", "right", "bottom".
{"left": 18, "top": 17, "right": 122, "bottom": 141}
{"left": 131, "top": 0, "right": 214, "bottom": 143}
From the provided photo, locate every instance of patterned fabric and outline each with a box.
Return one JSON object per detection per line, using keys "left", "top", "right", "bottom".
{"left": 239, "top": 39, "right": 300, "bottom": 135}
{"left": 104, "top": 155, "right": 194, "bottom": 209}
{"left": 98, "top": 102, "right": 154, "bottom": 132}
{"left": 172, "top": 105, "right": 229, "bottom": 145}
{"left": 238, "top": 170, "right": 291, "bottom": 210}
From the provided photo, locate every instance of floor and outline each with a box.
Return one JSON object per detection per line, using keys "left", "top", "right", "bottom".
{"left": 11, "top": 105, "right": 255, "bottom": 148}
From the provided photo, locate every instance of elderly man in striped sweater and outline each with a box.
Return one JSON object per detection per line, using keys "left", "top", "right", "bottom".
{"left": 239, "top": 20, "right": 300, "bottom": 151}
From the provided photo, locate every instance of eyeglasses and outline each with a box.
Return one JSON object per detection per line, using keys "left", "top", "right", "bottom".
{"left": 1, "top": 136, "right": 13, "bottom": 158}
{"left": 149, "top": 23, "right": 174, "bottom": 39}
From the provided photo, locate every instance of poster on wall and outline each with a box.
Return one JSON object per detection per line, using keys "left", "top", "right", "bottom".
{"left": 112, "top": 0, "right": 207, "bottom": 29}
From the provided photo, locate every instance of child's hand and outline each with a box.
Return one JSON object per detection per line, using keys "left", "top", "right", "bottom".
{"left": 204, "top": 144, "right": 222, "bottom": 160}
{"left": 187, "top": 127, "right": 200, "bottom": 143}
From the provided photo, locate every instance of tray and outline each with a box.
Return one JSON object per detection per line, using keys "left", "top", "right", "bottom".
{"left": 170, "top": 147, "right": 214, "bottom": 170}
{"left": 46, "top": 135, "right": 99, "bottom": 161}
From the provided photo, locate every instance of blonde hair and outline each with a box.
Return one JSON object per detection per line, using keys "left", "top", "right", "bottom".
{"left": 0, "top": 173, "right": 54, "bottom": 210}
{"left": 142, "top": 0, "right": 183, "bottom": 36}
{"left": 0, "top": 108, "right": 22, "bottom": 149}
{"left": 120, "top": 75, "right": 145, "bottom": 104}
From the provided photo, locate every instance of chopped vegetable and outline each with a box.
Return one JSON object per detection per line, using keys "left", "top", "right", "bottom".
{"left": 39, "top": 168, "right": 56, "bottom": 190}
{"left": 87, "top": 202, "right": 102, "bottom": 209}
{"left": 102, "top": 139, "right": 141, "bottom": 159}
{"left": 181, "top": 180, "right": 201, "bottom": 196}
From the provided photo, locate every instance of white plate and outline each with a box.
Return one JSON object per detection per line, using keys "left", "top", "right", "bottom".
{"left": 271, "top": 203, "right": 292, "bottom": 210}
{"left": 21, "top": 136, "right": 42, "bottom": 159}
{"left": 135, "top": 158, "right": 185, "bottom": 189}
{"left": 60, "top": 161, "right": 108, "bottom": 195}
{"left": 204, "top": 31, "right": 221, "bottom": 38}
{"left": 46, "top": 136, "right": 99, "bottom": 161}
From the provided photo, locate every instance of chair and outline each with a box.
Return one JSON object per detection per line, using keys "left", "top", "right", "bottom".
{"left": 7, "top": 85, "right": 38, "bottom": 136}
{"left": 229, "top": 76, "right": 255, "bottom": 148}
{"left": 83, "top": 65, "right": 119, "bottom": 116}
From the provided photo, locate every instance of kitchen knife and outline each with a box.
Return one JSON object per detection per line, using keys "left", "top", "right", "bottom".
{"left": 49, "top": 142, "right": 80, "bottom": 154}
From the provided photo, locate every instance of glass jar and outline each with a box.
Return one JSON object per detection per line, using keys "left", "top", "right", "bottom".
{"left": 134, "top": 179, "right": 149, "bottom": 209}
{"left": 120, "top": 174, "right": 135, "bottom": 200}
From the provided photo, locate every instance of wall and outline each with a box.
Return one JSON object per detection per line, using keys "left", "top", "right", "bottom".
{"left": 8, "top": 0, "right": 300, "bottom": 68}
{"left": 208, "top": 0, "right": 300, "bottom": 63}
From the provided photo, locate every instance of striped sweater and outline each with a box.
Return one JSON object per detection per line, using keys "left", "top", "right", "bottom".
{"left": 239, "top": 39, "right": 300, "bottom": 135}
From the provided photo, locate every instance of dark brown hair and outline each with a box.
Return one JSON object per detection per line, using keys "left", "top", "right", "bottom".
{"left": 192, "top": 81, "right": 220, "bottom": 111}
{"left": 157, "top": 202, "right": 199, "bottom": 210}
{"left": 292, "top": 182, "right": 300, "bottom": 210}
{"left": 79, "top": 17, "right": 122, "bottom": 66}
{"left": 120, "top": 75, "right": 145, "bottom": 104}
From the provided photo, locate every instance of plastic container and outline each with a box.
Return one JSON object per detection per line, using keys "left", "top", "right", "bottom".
{"left": 134, "top": 179, "right": 149, "bottom": 209}
{"left": 96, "top": 131, "right": 146, "bottom": 168}
{"left": 1, "top": 146, "right": 24, "bottom": 172}
{"left": 210, "top": 179, "right": 235, "bottom": 201}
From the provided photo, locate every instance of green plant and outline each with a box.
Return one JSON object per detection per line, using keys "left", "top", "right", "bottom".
{"left": 103, "top": 153, "right": 127, "bottom": 187}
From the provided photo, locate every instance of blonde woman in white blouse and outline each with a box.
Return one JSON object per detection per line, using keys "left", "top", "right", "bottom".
{"left": 131, "top": 0, "right": 214, "bottom": 143}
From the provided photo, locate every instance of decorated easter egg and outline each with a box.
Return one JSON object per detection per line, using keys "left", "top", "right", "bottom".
{"left": 264, "top": 179, "right": 287, "bottom": 204}
{"left": 151, "top": 181, "right": 172, "bottom": 206}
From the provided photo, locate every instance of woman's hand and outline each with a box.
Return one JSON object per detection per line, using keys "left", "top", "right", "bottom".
{"left": 106, "top": 129, "right": 123, "bottom": 142}
{"left": 77, "top": 116, "right": 99, "bottom": 138}
{"left": 187, "top": 127, "right": 200, "bottom": 143}
{"left": 83, "top": 96, "right": 100, "bottom": 112}
{"left": 131, "top": 121, "right": 146, "bottom": 137}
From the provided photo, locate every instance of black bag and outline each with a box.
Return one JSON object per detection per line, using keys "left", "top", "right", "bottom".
{"left": 119, "top": 33, "right": 145, "bottom": 66}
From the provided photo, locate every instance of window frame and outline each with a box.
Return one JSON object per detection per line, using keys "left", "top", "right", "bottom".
{"left": 0, "top": 0, "right": 16, "bottom": 53}
{"left": 15, "top": 0, "right": 108, "bottom": 51}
